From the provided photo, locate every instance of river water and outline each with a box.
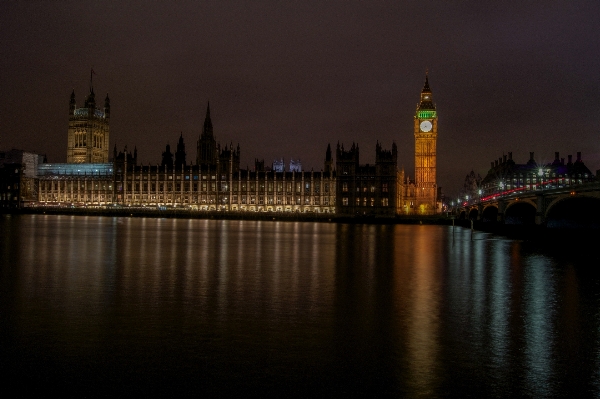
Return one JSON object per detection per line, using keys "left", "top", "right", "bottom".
{"left": 1, "top": 215, "right": 599, "bottom": 397}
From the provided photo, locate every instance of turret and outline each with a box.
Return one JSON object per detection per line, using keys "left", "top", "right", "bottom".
{"left": 162, "top": 144, "right": 173, "bottom": 168}
{"left": 202, "top": 102, "right": 213, "bottom": 139}
{"left": 324, "top": 143, "right": 333, "bottom": 173}
{"left": 527, "top": 152, "right": 536, "bottom": 166}
{"left": 175, "top": 133, "right": 186, "bottom": 169}
{"left": 104, "top": 94, "right": 110, "bottom": 119}
{"left": 69, "top": 90, "right": 76, "bottom": 116}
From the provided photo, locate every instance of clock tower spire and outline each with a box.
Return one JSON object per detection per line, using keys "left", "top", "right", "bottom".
{"left": 413, "top": 71, "right": 438, "bottom": 214}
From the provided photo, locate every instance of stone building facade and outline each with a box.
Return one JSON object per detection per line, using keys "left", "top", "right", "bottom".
{"left": 335, "top": 142, "right": 399, "bottom": 215}
{"left": 34, "top": 74, "right": 441, "bottom": 215}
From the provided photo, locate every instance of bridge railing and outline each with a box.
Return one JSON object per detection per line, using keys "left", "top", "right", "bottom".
{"left": 454, "top": 177, "right": 598, "bottom": 209}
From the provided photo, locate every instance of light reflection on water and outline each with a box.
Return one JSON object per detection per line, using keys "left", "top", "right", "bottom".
{"left": 1, "top": 215, "right": 599, "bottom": 396}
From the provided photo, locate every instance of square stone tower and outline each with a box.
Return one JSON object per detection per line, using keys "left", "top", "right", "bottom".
{"left": 67, "top": 85, "right": 110, "bottom": 163}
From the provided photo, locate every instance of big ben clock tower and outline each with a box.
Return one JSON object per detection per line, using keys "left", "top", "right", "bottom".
{"left": 414, "top": 72, "right": 437, "bottom": 214}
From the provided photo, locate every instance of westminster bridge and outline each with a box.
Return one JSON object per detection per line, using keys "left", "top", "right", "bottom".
{"left": 455, "top": 181, "right": 600, "bottom": 228}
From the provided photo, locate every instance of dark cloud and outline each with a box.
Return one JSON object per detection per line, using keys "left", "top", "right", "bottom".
{"left": 1, "top": 1, "right": 599, "bottom": 195}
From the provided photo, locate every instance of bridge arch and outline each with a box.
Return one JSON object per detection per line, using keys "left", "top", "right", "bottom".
{"left": 458, "top": 210, "right": 466, "bottom": 220}
{"left": 545, "top": 195, "right": 600, "bottom": 229}
{"left": 481, "top": 205, "right": 498, "bottom": 223}
{"left": 504, "top": 201, "right": 536, "bottom": 225}
{"left": 468, "top": 208, "right": 478, "bottom": 220}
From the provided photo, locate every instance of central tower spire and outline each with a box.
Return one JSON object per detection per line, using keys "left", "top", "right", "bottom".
{"left": 197, "top": 101, "right": 217, "bottom": 165}
{"left": 203, "top": 101, "right": 213, "bottom": 138}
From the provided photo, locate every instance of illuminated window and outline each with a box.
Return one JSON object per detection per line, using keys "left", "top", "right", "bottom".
{"left": 343, "top": 197, "right": 348, "bottom": 206}
{"left": 342, "top": 182, "right": 348, "bottom": 192}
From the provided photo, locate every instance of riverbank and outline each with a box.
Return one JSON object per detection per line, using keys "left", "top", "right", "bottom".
{"left": 2, "top": 206, "right": 451, "bottom": 225}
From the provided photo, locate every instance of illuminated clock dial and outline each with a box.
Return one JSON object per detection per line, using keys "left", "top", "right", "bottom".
{"left": 420, "top": 120, "right": 432, "bottom": 132}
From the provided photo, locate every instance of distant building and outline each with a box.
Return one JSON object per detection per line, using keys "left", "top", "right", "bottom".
{"left": 0, "top": 149, "right": 45, "bottom": 208}
{"left": 480, "top": 151, "right": 595, "bottom": 196}
{"left": 289, "top": 159, "right": 302, "bottom": 172}
{"left": 272, "top": 159, "right": 285, "bottom": 172}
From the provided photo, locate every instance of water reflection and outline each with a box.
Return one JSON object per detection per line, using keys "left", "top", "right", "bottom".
{"left": 403, "top": 226, "right": 441, "bottom": 396}
{"left": 0, "top": 215, "right": 599, "bottom": 396}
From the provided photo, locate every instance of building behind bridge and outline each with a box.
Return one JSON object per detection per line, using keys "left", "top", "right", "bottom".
{"left": 479, "top": 151, "right": 595, "bottom": 197}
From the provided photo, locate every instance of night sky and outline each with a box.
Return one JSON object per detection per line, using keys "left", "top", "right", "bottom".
{"left": 2, "top": 1, "right": 599, "bottom": 195}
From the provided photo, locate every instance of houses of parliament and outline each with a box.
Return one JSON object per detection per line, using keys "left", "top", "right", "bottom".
{"left": 14, "top": 75, "right": 441, "bottom": 215}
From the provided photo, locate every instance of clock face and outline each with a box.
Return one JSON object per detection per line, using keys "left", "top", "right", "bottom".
{"left": 420, "top": 120, "right": 432, "bottom": 132}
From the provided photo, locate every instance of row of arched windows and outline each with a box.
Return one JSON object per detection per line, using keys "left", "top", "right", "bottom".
{"left": 73, "top": 131, "right": 104, "bottom": 148}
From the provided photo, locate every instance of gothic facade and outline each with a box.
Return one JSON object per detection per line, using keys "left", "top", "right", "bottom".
{"left": 35, "top": 74, "right": 441, "bottom": 215}
{"left": 335, "top": 142, "right": 399, "bottom": 215}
